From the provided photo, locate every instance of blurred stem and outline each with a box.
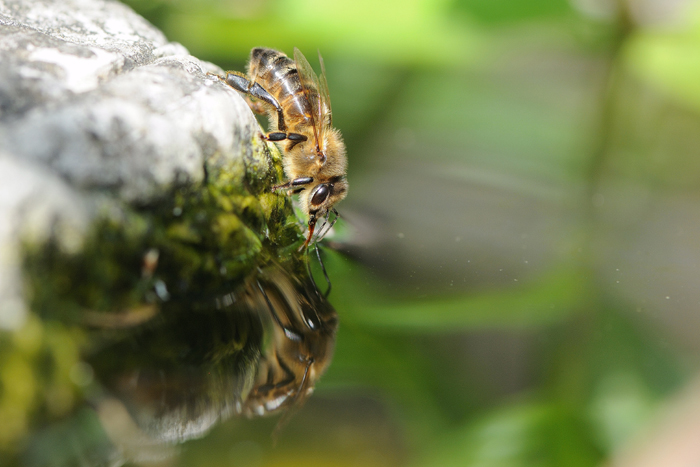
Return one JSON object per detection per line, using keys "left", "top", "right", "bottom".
{"left": 585, "top": 3, "right": 634, "bottom": 206}
{"left": 549, "top": 7, "right": 635, "bottom": 408}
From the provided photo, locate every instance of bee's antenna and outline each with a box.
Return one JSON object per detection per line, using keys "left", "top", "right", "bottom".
{"left": 314, "top": 210, "right": 332, "bottom": 244}
{"left": 316, "top": 209, "right": 339, "bottom": 244}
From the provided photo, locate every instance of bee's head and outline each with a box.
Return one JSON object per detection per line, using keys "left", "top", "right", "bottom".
{"left": 301, "top": 177, "right": 348, "bottom": 249}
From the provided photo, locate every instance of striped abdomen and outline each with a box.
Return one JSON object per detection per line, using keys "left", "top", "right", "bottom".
{"left": 248, "top": 48, "right": 313, "bottom": 133}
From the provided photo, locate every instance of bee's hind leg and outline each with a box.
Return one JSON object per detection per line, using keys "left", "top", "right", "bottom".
{"left": 211, "top": 70, "right": 289, "bottom": 134}
{"left": 210, "top": 71, "right": 310, "bottom": 145}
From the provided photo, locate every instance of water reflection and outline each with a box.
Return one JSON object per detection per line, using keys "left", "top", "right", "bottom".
{"left": 87, "top": 262, "right": 337, "bottom": 452}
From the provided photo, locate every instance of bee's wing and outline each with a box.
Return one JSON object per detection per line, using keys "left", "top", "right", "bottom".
{"left": 318, "top": 50, "right": 332, "bottom": 126}
{"left": 294, "top": 47, "right": 330, "bottom": 161}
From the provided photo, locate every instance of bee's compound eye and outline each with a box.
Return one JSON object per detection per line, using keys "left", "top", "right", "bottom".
{"left": 311, "top": 184, "right": 330, "bottom": 206}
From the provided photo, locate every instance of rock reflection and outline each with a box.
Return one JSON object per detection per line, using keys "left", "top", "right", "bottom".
{"left": 87, "top": 262, "right": 338, "bottom": 446}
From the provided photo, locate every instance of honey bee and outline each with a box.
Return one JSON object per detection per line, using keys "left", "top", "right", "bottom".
{"left": 210, "top": 47, "right": 348, "bottom": 249}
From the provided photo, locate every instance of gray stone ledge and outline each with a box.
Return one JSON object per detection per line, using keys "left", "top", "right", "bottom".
{"left": 0, "top": 0, "right": 261, "bottom": 329}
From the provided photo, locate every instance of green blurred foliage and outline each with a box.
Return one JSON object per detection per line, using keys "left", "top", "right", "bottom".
{"left": 626, "top": 4, "right": 700, "bottom": 112}
{"left": 127, "top": 0, "right": 478, "bottom": 66}
{"left": 0, "top": 316, "right": 84, "bottom": 455}
{"left": 451, "top": 0, "right": 574, "bottom": 24}
{"left": 325, "top": 250, "right": 588, "bottom": 329}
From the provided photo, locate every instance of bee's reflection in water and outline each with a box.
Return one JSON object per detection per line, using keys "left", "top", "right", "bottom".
{"left": 87, "top": 263, "right": 337, "bottom": 457}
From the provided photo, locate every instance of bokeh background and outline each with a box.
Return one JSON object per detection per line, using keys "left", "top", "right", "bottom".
{"left": 124, "top": 0, "right": 700, "bottom": 465}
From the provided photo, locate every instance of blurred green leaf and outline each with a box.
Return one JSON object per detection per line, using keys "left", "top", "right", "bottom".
{"left": 324, "top": 251, "right": 588, "bottom": 330}
{"left": 155, "top": 0, "right": 479, "bottom": 66}
{"left": 450, "top": 0, "right": 574, "bottom": 25}
{"left": 418, "top": 400, "right": 601, "bottom": 467}
{"left": 385, "top": 65, "right": 596, "bottom": 185}
{"left": 21, "top": 408, "right": 112, "bottom": 467}
{"left": 587, "top": 372, "right": 655, "bottom": 452}
{"left": 626, "top": 7, "right": 700, "bottom": 112}
{"left": 322, "top": 324, "right": 450, "bottom": 438}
